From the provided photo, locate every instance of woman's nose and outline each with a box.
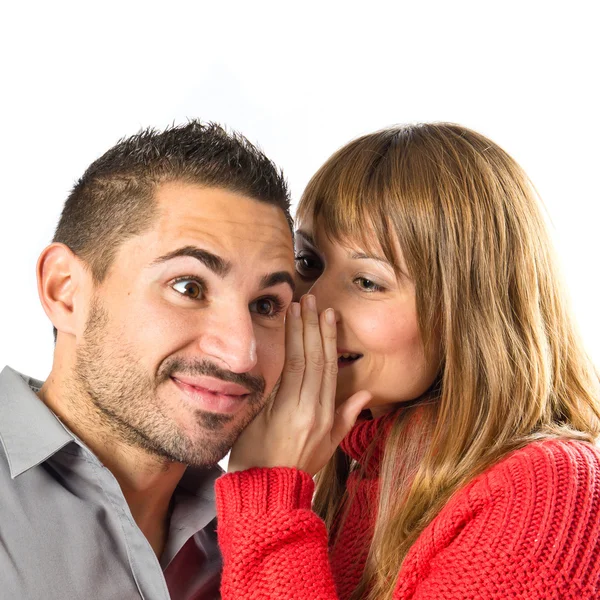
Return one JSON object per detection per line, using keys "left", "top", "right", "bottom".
{"left": 292, "top": 275, "right": 314, "bottom": 302}
{"left": 303, "top": 276, "right": 337, "bottom": 319}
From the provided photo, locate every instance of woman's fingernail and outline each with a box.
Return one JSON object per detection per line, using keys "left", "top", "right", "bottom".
{"left": 325, "top": 308, "right": 336, "bottom": 325}
{"left": 306, "top": 295, "right": 316, "bottom": 311}
{"left": 290, "top": 302, "right": 301, "bottom": 317}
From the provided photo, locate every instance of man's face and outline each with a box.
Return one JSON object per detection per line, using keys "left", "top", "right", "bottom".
{"left": 73, "top": 183, "right": 295, "bottom": 467}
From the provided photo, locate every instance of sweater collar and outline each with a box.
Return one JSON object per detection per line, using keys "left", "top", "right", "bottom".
{"left": 340, "top": 409, "right": 400, "bottom": 474}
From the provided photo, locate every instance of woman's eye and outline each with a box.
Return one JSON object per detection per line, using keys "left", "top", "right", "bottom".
{"left": 172, "top": 278, "right": 203, "bottom": 299}
{"left": 295, "top": 252, "right": 323, "bottom": 278}
{"left": 250, "top": 297, "right": 284, "bottom": 318}
{"left": 354, "top": 277, "right": 383, "bottom": 292}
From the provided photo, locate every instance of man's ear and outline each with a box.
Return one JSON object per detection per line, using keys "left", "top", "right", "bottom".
{"left": 37, "top": 243, "right": 89, "bottom": 338}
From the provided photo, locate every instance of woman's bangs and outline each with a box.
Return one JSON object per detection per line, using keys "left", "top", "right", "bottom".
{"left": 297, "top": 153, "right": 403, "bottom": 273}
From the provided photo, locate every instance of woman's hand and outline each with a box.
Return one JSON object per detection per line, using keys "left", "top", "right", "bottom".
{"left": 228, "top": 294, "right": 372, "bottom": 476}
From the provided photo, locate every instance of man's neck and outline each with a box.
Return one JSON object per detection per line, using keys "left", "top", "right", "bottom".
{"left": 38, "top": 368, "right": 186, "bottom": 557}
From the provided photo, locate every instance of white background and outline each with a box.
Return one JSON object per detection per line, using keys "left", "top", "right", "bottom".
{"left": 1, "top": 0, "right": 598, "bottom": 379}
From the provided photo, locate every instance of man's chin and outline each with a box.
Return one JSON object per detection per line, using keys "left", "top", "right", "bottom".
{"left": 168, "top": 409, "right": 258, "bottom": 467}
{"left": 140, "top": 384, "right": 266, "bottom": 467}
{"left": 143, "top": 429, "right": 232, "bottom": 468}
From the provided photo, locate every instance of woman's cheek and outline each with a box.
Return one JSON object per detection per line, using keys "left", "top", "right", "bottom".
{"left": 357, "top": 306, "right": 418, "bottom": 352}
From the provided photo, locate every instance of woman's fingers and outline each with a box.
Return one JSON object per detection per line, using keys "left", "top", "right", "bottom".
{"left": 272, "top": 301, "right": 305, "bottom": 410}
{"left": 319, "top": 308, "right": 338, "bottom": 414}
{"left": 229, "top": 292, "right": 369, "bottom": 475}
{"left": 297, "top": 295, "right": 325, "bottom": 409}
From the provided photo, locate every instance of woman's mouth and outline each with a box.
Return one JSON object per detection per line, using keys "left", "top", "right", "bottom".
{"left": 337, "top": 351, "right": 363, "bottom": 368}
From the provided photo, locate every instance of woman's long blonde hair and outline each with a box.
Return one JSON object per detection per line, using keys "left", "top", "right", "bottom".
{"left": 298, "top": 123, "right": 600, "bottom": 600}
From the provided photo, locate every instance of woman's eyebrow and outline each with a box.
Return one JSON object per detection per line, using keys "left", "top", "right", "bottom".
{"left": 349, "top": 250, "right": 389, "bottom": 264}
{"left": 349, "top": 250, "right": 410, "bottom": 279}
{"left": 295, "top": 229, "right": 316, "bottom": 246}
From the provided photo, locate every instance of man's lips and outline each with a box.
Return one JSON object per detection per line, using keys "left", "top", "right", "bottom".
{"left": 171, "top": 375, "right": 251, "bottom": 414}
{"left": 172, "top": 375, "right": 250, "bottom": 396}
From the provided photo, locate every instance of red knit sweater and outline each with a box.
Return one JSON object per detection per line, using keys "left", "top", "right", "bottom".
{"left": 215, "top": 415, "right": 600, "bottom": 599}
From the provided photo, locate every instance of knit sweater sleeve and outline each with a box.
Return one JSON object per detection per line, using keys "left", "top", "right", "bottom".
{"left": 215, "top": 467, "right": 339, "bottom": 600}
{"left": 393, "top": 440, "right": 600, "bottom": 599}
{"left": 214, "top": 441, "right": 600, "bottom": 599}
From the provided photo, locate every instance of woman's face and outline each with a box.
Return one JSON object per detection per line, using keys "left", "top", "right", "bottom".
{"left": 294, "top": 220, "right": 439, "bottom": 416}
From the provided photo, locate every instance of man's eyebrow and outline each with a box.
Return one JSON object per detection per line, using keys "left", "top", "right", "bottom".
{"left": 152, "top": 245, "right": 231, "bottom": 277}
{"left": 151, "top": 246, "right": 295, "bottom": 291}
{"left": 260, "top": 271, "right": 296, "bottom": 294}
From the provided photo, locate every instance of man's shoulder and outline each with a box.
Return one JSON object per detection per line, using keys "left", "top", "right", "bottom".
{"left": 0, "top": 365, "right": 43, "bottom": 392}
{"left": 0, "top": 365, "right": 74, "bottom": 478}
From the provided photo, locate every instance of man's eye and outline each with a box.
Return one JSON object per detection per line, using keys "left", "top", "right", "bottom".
{"left": 294, "top": 253, "right": 323, "bottom": 278}
{"left": 172, "top": 278, "right": 203, "bottom": 299}
{"left": 250, "top": 297, "right": 284, "bottom": 318}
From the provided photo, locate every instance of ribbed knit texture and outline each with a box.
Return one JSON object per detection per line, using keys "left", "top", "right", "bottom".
{"left": 215, "top": 415, "right": 600, "bottom": 599}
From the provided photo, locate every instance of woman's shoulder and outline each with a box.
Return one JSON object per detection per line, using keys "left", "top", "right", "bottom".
{"left": 478, "top": 438, "right": 600, "bottom": 497}
{"left": 448, "top": 440, "right": 599, "bottom": 579}
{"left": 450, "top": 438, "right": 600, "bottom": 520}
{"left": 429, "top": 439, "right": 600, "bottom": 562}
{"left": 398, "top": 440, "right": 600, "bottom": 597}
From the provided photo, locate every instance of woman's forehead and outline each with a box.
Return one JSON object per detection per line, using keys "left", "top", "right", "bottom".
{"left": 297, "top": 215, "right": 387, "bottom": 250}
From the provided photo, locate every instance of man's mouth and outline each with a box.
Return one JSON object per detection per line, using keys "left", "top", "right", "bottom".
{"left": 170, "top": 375, "right": 251, "bottom": 414}
{"left": 337, "top": 350, "right": 363, "bottom": 368}
{"left": 172, "top": 375, "right": 250, "bottom": 396}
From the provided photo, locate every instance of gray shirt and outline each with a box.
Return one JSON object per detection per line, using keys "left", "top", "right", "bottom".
{"left": 0, "top": 366, "right": 222, "bottom": 599}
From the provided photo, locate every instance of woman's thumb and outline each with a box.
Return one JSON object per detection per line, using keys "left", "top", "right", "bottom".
{"left": 331, "top": 390, "right": 372, "bottom": 445}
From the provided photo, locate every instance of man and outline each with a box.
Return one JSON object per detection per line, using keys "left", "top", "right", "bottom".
{"left": 0, "top": 121, "right": 296, "bottom": 599}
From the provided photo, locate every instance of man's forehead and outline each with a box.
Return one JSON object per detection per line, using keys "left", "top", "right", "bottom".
{"left": 154, "top": 183, "right": 293, "bottom": 251}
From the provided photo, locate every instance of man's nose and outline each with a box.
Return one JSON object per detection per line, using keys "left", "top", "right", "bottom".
{"left": 196, "top": 305, "right": 257, "bottom": 374}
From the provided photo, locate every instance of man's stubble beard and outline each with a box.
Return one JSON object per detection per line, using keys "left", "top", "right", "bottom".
{"left": 72, "top": 298, "right": 270, "bottom": 467}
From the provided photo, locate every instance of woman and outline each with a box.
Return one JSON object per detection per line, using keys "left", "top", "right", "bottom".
{"left": 214, "top": 123, "right": 600, "bottom": 599}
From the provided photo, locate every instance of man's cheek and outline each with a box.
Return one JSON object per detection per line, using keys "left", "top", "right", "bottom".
{"left": 257, "top": 338, "right": 286, "bottom": 386}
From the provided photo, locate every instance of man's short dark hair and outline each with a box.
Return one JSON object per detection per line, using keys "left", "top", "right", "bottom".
{"left": 53, "top": 120, "right": 292, "bottom": 283}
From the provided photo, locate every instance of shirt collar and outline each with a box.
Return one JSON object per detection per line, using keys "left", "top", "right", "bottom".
{"left": 161, "top": 463, "right": 223, "bottom": 569}
{"left": 0, "top": 365, "right": 74, "bottom": 478}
